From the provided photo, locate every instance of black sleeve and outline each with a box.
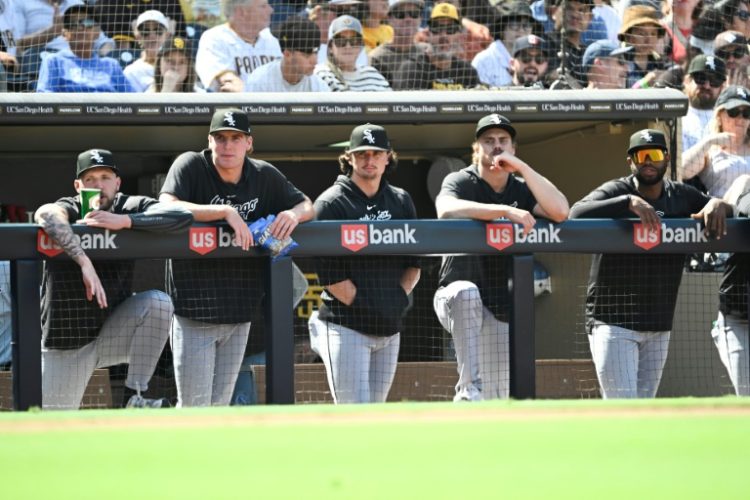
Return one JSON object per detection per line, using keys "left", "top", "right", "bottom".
{"left": 437, "top": 171, "right": 469, "bottom": 200}
{"left": 312, "top": 198, "right": 350, "bottom": 285}
{"left": 392, "top": 59, "right": 425, "bottom": 90}
{"left": 54, "top": 196, "right": 81, "bottom": 222}
{"left": 128, "top": 202, "right": 194, "bottom": 233}
{"left": 569, "top": 181, "right": 633, "bottom": 219}
{"left": 160, "top": 152, "right": 199, "bottom": 201}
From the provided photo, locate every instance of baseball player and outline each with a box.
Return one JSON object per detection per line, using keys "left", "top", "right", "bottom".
{"left": 35, "top": 149, "right": 193, "bottom": 409}
{"left": 309, "top": 123, "right": 421, "bottom": 404}
{"left": 569, "top": 129, "right": 732, "bottom": 398}
{"left": 159, "top": 108, "right": 314, "bottom": 407}
{"left": 433, "top": 114, "right": 569, "bottom": 401}
{"left": 710, "top": 177, "right": 750, "bottom": 396}
{"left": 195, "top": 0, "right": 282, "bottom": 91}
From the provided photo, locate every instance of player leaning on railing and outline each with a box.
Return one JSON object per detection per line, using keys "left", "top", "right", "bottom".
{"left": 35, "top": 149, "right": 193, "bottom": 410}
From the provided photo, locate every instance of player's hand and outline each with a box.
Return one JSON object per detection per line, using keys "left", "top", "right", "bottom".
{"left": 78, "top": 211, "right": 131, "bottom": 230}
{"left": 225, "top": 208, "right": 253, "bottom": 250}
{"left": 269, "top": 210, "right": 299, "bottom": 241}
{"left": 628, "top": 195, "right": 661, "bottom": 234}
{"left": 492, "top": 151, "right": 525, "bottom": 174}
{"left": 691, "top": 198, "right": 728, "bottom": 239}
{"left": 80, "top": 261, "right": 107, "bottom": 308}
{"left": 502, "top": 205, "right": 536, "bottom": 235}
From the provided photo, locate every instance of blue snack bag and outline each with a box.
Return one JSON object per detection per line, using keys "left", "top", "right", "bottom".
{"left": 248, "top": 215, "right": 299, "bottom": 261}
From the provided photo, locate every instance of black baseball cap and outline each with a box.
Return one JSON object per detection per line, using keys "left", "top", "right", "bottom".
{"left": 475, "top": 114, "right": 516, "bottom": 139}
{"left": 275, "top": 17, "right": 321, "bottom": 54}
{"left": 715, "top": 85, "right": 750, "bottom": 111}
{"left": 76, "top": 149, "right": 119, "bottom": 178}
{"left": 627, "top": 129, "right": 667, "bottom": 154}
{"left": 348, "top": 123, "right": 390, "bottom": 152}
{"left": 158, "top": 36, "right": 192, "bottom": 56}
{"left": 687, "top": 54, "right": 727, "bottom": 78}
{"left": 512, "top": 34, "right": 545, "bottom": 57}
{"left": 209, "top": 108, "right": 252, "bottom": 135}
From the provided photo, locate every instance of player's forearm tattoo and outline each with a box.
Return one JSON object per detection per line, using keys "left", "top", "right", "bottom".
{"left": 39, "top": 212, "right": 84, "bottom": 260}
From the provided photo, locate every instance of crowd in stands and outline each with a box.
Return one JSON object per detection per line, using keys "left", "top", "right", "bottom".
{"left": 0, "top": 0, "right": 749, "bottom": 93}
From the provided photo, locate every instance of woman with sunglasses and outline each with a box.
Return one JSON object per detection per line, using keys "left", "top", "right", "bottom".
{"left": 715, "top": 0, "right": 750, "bottom": 38}
{"left": 314, "top": 15, "right": 391, "bottom": 91}
{"left": 680, "top": 85, "right": 750, "bottom": 198}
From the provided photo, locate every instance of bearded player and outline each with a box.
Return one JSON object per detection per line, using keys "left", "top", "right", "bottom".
{"left": 569, "top": 129, "right": 732, "bottom": 398}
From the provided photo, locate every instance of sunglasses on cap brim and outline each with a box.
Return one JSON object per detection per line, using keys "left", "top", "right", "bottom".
{"left": 631, "top": 148, "right": 666, "bottom": 164}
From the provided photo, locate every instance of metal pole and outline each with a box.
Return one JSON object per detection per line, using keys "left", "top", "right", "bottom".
{"left": 509, "top": 254, "right": 536, "bottom": 399}
{"left": 11, "top": 260, "right": 42, "bottom": 410}
{"left": 265, "top": 257, "right": 295, "bottom": 404}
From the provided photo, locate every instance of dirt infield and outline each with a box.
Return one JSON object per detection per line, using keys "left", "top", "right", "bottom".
{"left": 3, "top": 401, "right": 750, "bottom": 433}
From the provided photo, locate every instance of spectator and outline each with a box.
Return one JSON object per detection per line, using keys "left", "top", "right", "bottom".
{"left": 314, "top": 15, "right": 392, "bottom": 91}
{"left": 247, "top": 17, "right": 329, "bottom": 91}
{"left": 472, "top": 0, "right": 536, "bottom": 88}
{"left": 661, "top": 0, "right": 702, "bottom": 64}
{"left": 94, "top": 0, "right": 185, "bottom": 48}
{"left": 681, "top": 85, "right": 750, "bottom": 197}
{"left": 309, "top": 123, "right": 421, "bottom": 403}
{"left": 1, "top": 0, "right": 17, "bottom": 87}
{"left": 36, "top": 5, "right": 134, "bottom": 92}
{"left": 315, "top": 0, "right": 369, "bottom": 68}
{"left": 433, "top": 114, "right": 569, "bottom": 401}
{"left": 533, "top": 0, "right": 610, "bottom": 45}
{"left": 509, "top": 34, "right": 550, "bottom": 87}
{"left": 124, "top": 10, "right": 171, "bottom": 92}
{"left": 195, "top": 0, "right": 281, "bottom": 92}
{"left": 14, "top": 0, "right": 80, "bottom": 54}
{"left": 362, "top": 0, "right": 393, "bottom": 51}
{"left": 583, "top": 39, "right": 632, "bottom": 89}
{"left": 148, "top": 36, "right": 197, "bottom": 92}
{"left": 392, "top": 3, "right": 479, "bottom": 90}
{"left": 619, "top": 5, "right": 666, "bottom": 88}
{"left": 35, "top": 148, "right": 193, "bottom": 409}
{"left": 714, "top": 30, "right": 750, "bottom": 87}
{"left": 413, "top": 0, "right": 492, "bottom": 63}
{"left": 544, "top": 0, "right": 595, "bottom": 88}
{"left": 369, "top": 0, "right": 423, "bottom": 85}
{"left": 688, "top": 8, "right": 726, "bottom": 58}
{"left": 681, "top": 54, "right": 728, "bottom": 155}
{"left": 159, "top": 108, "right": 314, "bottom": 407}
{"left": 593, "top": 0, "right": 621, "bottom": 43}
{"left": 570, "top": 129, "right": 731, "bottom": 399}
{"left": 715, "top": 0, "right": 750, "bottom": 39}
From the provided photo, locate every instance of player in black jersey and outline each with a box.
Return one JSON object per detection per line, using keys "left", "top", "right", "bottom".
{"left": 570, "top": 129, "right": 732, "bottom": 398}
{"left": 434, "top": 114, "right": 569, "bottom": 402}
{"left": 35, "top": 149, "right": 193, "bottom": 409}
{"left": 159, "top": 108, "right": 314, "bottom": 407}
{"left": 309, "top": 123, "right": 421, "bottom": 403}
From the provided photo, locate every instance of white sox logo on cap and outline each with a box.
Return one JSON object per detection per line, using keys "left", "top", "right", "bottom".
{"left": 363, "top": 129, "right": 376, "bottom": 144}
{"left": 739, "top": 88, "right": 748, "bottom": 99}
{"left": 490, "top": 114, "right": 503, "bottom": 124}
{"left": 640, "top": 131, "right": 653, "bottom": 143}
{"left": 706, "top": 56, "right": 717, "bottom": 71}
{"left": 90, "top": 150, "right": 105, "bottom": 163}
{"left": 224, "top": 112, "right": 236, "bottom": 127}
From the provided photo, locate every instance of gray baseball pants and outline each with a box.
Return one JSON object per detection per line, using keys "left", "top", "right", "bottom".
{"left": 42, "top": 290, "right": 172, "bottom": 410}
{"left": 308, "top": 311, "right": 399, "bottom": 404}
{"left": 171, "top": 315, "right": 250, "bottom": 407}
{"left": 433, "top": 281, "right": 510, "bottom": 399}
{"left": 589, "top": 324, "right": 670, "bottom": 399}
{"left": 711, "top": 312, "right": 750, "bottom": 396}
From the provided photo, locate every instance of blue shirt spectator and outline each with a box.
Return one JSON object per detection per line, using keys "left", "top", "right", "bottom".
{"left": 531, "top": 0, "right": 610, "bottom": 45}
{"left": 37, "top": 49, "right": 134, "bottom": 92}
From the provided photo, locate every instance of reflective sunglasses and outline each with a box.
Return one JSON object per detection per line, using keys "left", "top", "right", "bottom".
{"left": 390, "top": 9, "right": 421, "bottom": 19}
{"left": 691, "top": 72, "right": 726, "bottom": 88}
{"left": 518, "top": 53, "right": 546, "bottom": 64}
{"left": 140, "top": 26, "right": 166, "bottom": 36}
{"left": 737, "top": 10, "right": 750, "bottom": 21}
{"left": 716, "top": 47, "right": 748, "bottom": 60}
{"left": 726, "top": 107, "right": 750, "bottom": 119}
{"left": 632, "top": 148, "right": 666, "bottom": 164}
{"left": 429, "top": 23, "right": 461, "bottom": 35}
{"left": 332, "top": 35, "right": 363, "bottom": 48}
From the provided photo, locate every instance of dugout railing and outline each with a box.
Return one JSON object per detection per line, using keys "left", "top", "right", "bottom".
{"left": 3, "top": 218, "right": 750, "bottom": 410}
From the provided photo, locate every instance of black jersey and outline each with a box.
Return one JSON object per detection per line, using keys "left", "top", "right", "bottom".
{"left": 570, "top": 175, "right": 714, "bottom": 332}
{"left": 719, "top": 191, "right": 750, "bottom": 319}
{"left": 41, "top": 193, "right": 170, "bottom": 350}
{"left": 314, "top": 175, "right": 419, "bottom": 337}
{"left": 437, "top": 165, "right": 538, "bottom": 322}
{"left": 160, "top": 150, "right": 306, "bottom": 324}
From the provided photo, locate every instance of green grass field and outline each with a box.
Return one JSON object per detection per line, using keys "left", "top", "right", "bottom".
{"left": 2, "top": 398, "right": 749, "bottom": 499}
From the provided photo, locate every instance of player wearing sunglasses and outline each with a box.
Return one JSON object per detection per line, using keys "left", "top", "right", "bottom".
{"left": 570, "top": 129, "right": 732, "bottom": 399}
{"left": 681, "top": 85, "right": 750, "bottom": 198}
{"left": 392, "top": 3, "right": 479, "bottom": 89}
{"left": 370, "top": 0, "right": 424, "bottom": 85}
{"left": 681, "top": 55, "right": 728, "bottom": 155}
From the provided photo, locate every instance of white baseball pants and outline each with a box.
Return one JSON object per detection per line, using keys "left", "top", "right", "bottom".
{"left": 711, "top": 312, "right": 750, "bottom": 396}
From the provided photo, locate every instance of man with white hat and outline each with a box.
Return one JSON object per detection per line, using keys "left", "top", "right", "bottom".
{"left": 123, "top": 10, "right": 171, "bottom": 92}
{"left": 369, "top": 0, "right": 424, "bottom": 85}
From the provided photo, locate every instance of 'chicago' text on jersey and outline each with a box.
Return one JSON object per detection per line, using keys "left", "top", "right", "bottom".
{"left": 360, "top": 210, "right": 391, "bottom": 221}
{"left": 210, "top": 195, "right": 259, "bottom": 219}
